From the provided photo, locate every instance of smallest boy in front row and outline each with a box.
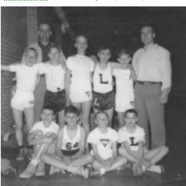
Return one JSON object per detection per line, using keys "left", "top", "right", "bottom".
{"left": 118, "top": 109, "right": 168, "bottom": 176}
{"left": 88, "top": 111, "right": 127, "bottom": 176}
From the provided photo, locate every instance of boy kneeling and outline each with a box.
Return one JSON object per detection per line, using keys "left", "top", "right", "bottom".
{"left": 19, "top": 106, "right": 59, "bottom": 178}
{"left": 118, "top": 109, "right": 169, "bottom": 176}
{"left": 88, "top": 111, "right": 127, "bottom": 176}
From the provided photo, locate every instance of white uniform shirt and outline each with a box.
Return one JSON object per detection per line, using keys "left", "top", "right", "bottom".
{"left": 118, "top": 125, "right": 145, "bottom": 151}
{"left": 9, "top": 63, "right": 41, "bottom": 92}
{"left": 132, "top": 44, "right": 172, "bottom": 90}
{"left": 87, "top": 127, "right": 118, "bottom": 160}
{"left": 93, "top": 63, "right": 113, "bottom": 93}
{"left": 66, "top": 55, "right": 94, "bottom": 87}
{"left": 40, "top": 63, "right": 66, "bottom": 92}
{"left": 61, "top": 125, "right": 81, "bottom": 151}
{"left": 113, "top": 69, "right": 133, "bottom": 96}
{"left": 30, "top": 121, "right": 59, "bottom": 135}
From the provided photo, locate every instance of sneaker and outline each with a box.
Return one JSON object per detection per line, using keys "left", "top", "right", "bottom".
{"left": 16, "top": 148, "right": 25, "bottom": 161}
{"left": 27, "top": 148, "right": 34, "bottom": 161}
{"left": 19, "top": 162, "right": 36, "bottom": 179}
{"left": 49, "top": 166, "right": 64, "bottom": 175}
{"left": 132, "top": 164, "right": 143, "bottom": 176}
{"left": 79, "top": 167, "right": 89, "bottom": 179}
{"left": 147, "top": 165, "right": 165, "bottom": 174}
{"left": 35, "top": 162, "right": 45, "bottom": 177}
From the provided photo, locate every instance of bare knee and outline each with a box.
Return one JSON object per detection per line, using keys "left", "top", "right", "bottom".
{"left": 92, "top": 160, "right": 101, "bottom": 170}
{"left": 119, "top": 147, "right": 127, "bottom": 156}
{"left": 162, "top": 146, "right": 169, "bottom": 155}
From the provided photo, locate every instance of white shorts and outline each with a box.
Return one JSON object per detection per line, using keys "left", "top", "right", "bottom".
{"left": 115, "top": 92, "right": 134, "bottom": 112}
{"left": 11, "top": 90, "right": 34, "bottom": 111}
{"left": 91, "top": 147, "right": 112, "bottom": 160}
{"left": 70, "top": 82, "right": 92, "bottom": 103}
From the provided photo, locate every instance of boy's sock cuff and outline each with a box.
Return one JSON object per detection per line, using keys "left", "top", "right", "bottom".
{"left": 30, "top": 159, "right": 39, "bottom": 166}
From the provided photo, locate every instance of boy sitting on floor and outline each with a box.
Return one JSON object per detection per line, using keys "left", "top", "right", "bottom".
{"left": 19, "top": 106, "right": 59, "bottom": 178}
{"left": 87, "top": 111, "right": 127, "bottom": 176}
{"left": 118, "top": 109, "right": 169, "bottom": 175}
{"left": 41, "top": 106, "right": 93, "bottom": 179}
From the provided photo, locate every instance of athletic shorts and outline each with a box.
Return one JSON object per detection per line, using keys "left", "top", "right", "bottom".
{"left": 11, "top": 90, "right": 34, "bottom": 111}
{"left": 92, "top": 90, "right": 115, "bottom": 110}
{"left": 115, "top": 93, "right": 134, "bottom": 112}
{"left": 70, "top": 82, "right": 92, "bottom": 103}
{"left": 44, "top": 89, "right": 66, "bottom": 113}
{"left": 61, "top": 149, "right": 79, "bottom": 156}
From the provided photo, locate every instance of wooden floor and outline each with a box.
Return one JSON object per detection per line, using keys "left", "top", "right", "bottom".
{"left": 2, "top": 95, "right": 186, "bottom": 186}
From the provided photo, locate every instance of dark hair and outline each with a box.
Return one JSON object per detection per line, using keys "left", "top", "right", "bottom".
{"left": 97, "top": 45, "right": 112, "bottom": 54}
{"left": 42, "top": 105, "right": 55, "bottom": 116}
{"left": 65, "top": 106, "right": 80, "bottom": 116}
{"left": 49, "top": 45, "right": 60, "bottom": 53}
{"left": 141, "top": 24, "right": 155, "bottom": 33}
{"left": 94, "top": 110, "right": 109, "bottom": 121}
{"left": 125, "top": 109, "right": 138, "bottom": 117}
{"left": 117, "top": 49, "right": 131, "bottom": 58}
{"left": 24, "top": 47, "right": 38, "bottom": 57}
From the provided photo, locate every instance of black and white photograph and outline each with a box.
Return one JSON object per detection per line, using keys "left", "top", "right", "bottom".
{"left": 1, "top": 7, "right": 186, "bottom": 186}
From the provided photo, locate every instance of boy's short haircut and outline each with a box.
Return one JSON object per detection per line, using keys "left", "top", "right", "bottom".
{"left": 94, "top": 110, "right": 109, "bottom": 121}
{"left": 38, "top": 22, "right": 51, "bottom": 30}
{"left": 97, "top": 45, "right": 112, "bottom": 54}
{"left": 75, "top": 34, "right": 88, "bottom": 42}
{"left": 125, "top": 109, "right": 138, "bottom": 117}
{"left": 42, "top": 105, "right": 56, "bottom": 116}
{"left": 141, "top": 23, "right": 155, "bottom": 33}
{"left": 49, "top": 45, "right": 60, "bottom": 53}
{"left": 24, "top": 47, "right": 38, "bottom": 57}
{"left": 65, "top": 106, "right": 80, "bottom": 116}
{"left": 118, "top": 49, "right": 131, "bottom": 58}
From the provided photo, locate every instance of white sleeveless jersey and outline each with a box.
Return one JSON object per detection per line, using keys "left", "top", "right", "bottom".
{"left": 93, "top": 63, "right": 113, "bottom": 93}
{"left": 61, "top": 125, "right": 81, "bottom": 151}
{"left": 113, "top": 69, "right": 133, "bottom": 96}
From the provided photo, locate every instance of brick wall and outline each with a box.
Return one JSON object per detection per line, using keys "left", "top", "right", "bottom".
{"left": 1, "top": 7, "right": 38, "bottom": 136}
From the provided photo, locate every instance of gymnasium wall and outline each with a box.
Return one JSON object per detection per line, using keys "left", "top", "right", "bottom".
{"left": 1, "top": 7, "right": 38, "bottom": 135}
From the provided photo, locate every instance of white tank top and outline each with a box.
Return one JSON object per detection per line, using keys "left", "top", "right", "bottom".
{"left": 93, "top": 63, "right": 113, "bottom": 93}
{"left": 61, "top": 125, "right": 81, "bottom": 151}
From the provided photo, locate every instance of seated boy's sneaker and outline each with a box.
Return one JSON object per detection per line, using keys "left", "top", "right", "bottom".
{"left": 147, "top": 165, "right": 165, "bottom": 174}
{"left": 19, "top": 162, "right": 36, "bottom": 179}
{"left": 16, "top": 148, "right": 25, "bottom": 161}
{"left": 79, "top": 167, "right": 89, "bottom": 179}
{"left": 35, "top": 162, "right": 45, "bottom": 177}
{"left": 49, "top": 166, "right": 61, "bottom": 175}
{"left": 27, "top": 148, "right": 34, "bottom": 161}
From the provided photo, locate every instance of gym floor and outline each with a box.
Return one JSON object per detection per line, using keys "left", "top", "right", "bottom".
{"left": 2, "top": 95, "right": 186, "bottom": 186}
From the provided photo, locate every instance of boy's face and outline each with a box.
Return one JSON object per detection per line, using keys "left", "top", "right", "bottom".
{"left": 75, "top": 36, "right": 88, "bottom": 52}
{"left": 65, "top": 113, "right": 79, "bottom": 127}
{"left": 98, "top": 49, "right": 111, "bottom": 63}
{"left": 125, "top": 113, "right": 138, "bottom": 127}
{"left": 48, "top": 48, "right": 60, "bottom": 64}
{"left": 25, "top": 50, "right": 37, "bottom": 67}
{"left": 95, "top": 113, "right": 109, "bottom": 129}
{"left": 41, "top": 109, "right": 55, "bottom": 125}
{"left": 118, "top": 54, "right": 131, "bottom": 65}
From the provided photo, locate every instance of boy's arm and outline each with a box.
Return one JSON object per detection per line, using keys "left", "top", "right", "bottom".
{"left": 65, "top": 67, "right": 71, "bottom": 106}
{"left": 122, "top": 141, "right": 141, "bottom": 162}
{"left": 28, "top": 132, "right": 44, "bottom": 145}
{"left": 1, "top": 65, "right": 11, "bottom": 71}
{"left": 42, "top": 132, "right": 57, "bottom": 144}
{"left": 91, "top": 143, "right": 105, "bottom": 164}
{"left": 71, "top": 127, "right": 86, "bottom": 160}
{"left": 55, "top": 128, "right": 64, "bottom": 158}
